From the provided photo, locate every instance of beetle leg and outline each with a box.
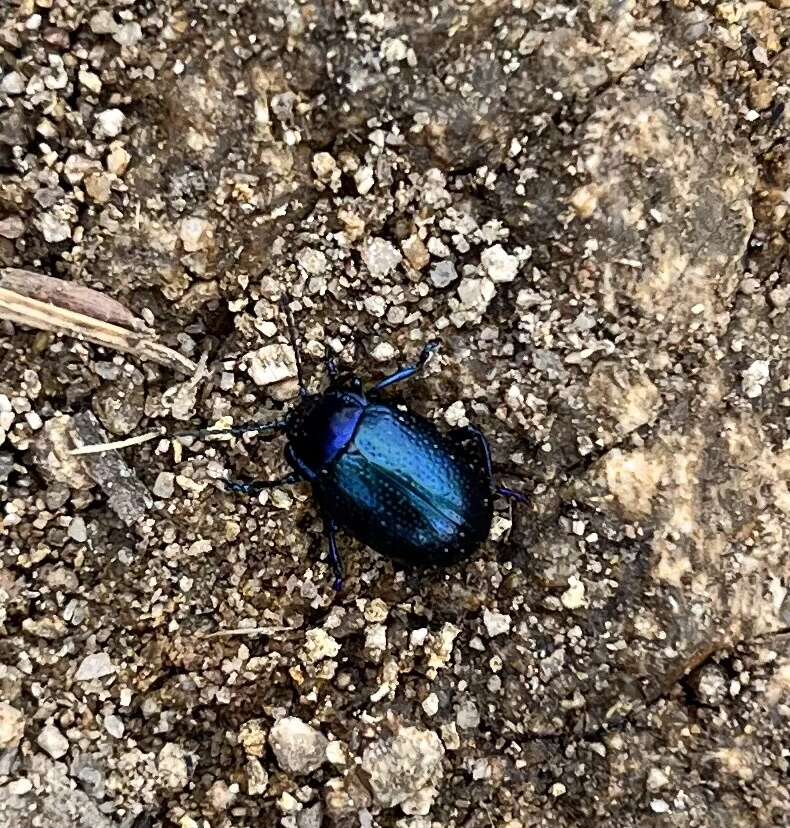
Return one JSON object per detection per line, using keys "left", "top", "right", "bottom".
{"left": 325, "top": 355, "right": 340, "bottom": 381}
{"left": 285, "top": 444, "right": 317, "bottom": 481}
{"left": 496, "top": 486, "right": 528, "bottom": 504}
{"left": 225, "top": 471, "right": 301, "bottom": 496}
{"left": 369, "top": 340, "right": 440, "bottom": 394}
{"left": 448, "top": 425, "right": 493, "bottom": 479}
{"left": 323, "top": 516, "right": 344, "bottom": 591}
{"left": 450, "top": 426, "right": 528, "bottom": 503}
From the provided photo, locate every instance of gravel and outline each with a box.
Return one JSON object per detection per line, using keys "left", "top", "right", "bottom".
{"left": 1, "top": 0, "right": 789, "bottom": 825}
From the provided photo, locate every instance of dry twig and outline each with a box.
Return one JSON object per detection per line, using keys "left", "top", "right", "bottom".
{"left": 0, "top": 268, "right": 196, "bottom": 375}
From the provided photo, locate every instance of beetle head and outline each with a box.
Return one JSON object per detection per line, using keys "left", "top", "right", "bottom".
{"left": 286, "top": 386, "right": 366, "bottom": 473}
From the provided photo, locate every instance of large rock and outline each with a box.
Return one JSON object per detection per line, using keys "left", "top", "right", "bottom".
{"left": 361, "top": 727, "right": 444, "bottom": 814}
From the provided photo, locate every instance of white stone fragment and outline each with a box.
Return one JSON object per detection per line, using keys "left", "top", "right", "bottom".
{"left": 94, "top": 109, "right": 125, "bottom": 139}
{"left": 422, "top": 693, "right": 439, "bottom": 716}
{"left": 113, "top": 22, "right": 143, "bottom": 47}
{"left": 482, "top": 609, "right": 511, "bottom": 637}
{"left": 481, "top": 244, "right": 518, "bottom": 282}
{"left": 1, "top": 71, "right": 26, "bottom": 95}
{"left": 37, "top": 724, "right": 69, "bottom": 759}
{"left": 301, "top": 629, "right": 340, "bottom": 663}
{"left": 372, "top": 342, "right": 396, "bottom": 362}
{"left": 0, "top": 703, "right": 25, "bottom": 750}
{"left": 361, "top": 727, "right": 444, "bottom": 810}
{"left": 79, "top": 70, "right": 102, "bottom": 93}
{"left": 0, "top": 216, "right": 24, "bottom": 239}
{"left": 179, "top": 217, "right": 211, "bottom": 252}
{"left": 75, "top": 652, "right": 116, "bottom": 682}
{"left": 457, "top": 277, "right": 495, "bottom": 308}
{"left": 90, "top": 10, "right": 118, "bottom": 33}
{"left": 430, "top": 260, "right": 458, "bottom": 288}
{"left": 38, "top": 213, "right": 70, "bottom": 243}
{"left": 363, "top": 237, "right": 402, "bottom": 277}
{"left": 742, "top": 359, "right": 770, "bottom": 398}
{"left": 158, "top": 742, "right": 191, "bottom": 790}
{"left": 296, "top": 247, "right": 327, "bottom": 276}
{"left": 560, "top": 577, "right": 587, "bottom": 609}
{"left": 364, "top": 295, "right": 387, "bottom": 317}
{"left": 104, "top": 714, "right": 124, "bottom": 738}
{"left": 355, "top": 165, "right": 375, "bottom": 194}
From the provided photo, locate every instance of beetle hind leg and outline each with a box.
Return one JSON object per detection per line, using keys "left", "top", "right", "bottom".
{"left": 449, "top": 426, "right": 528, "bottom": 504}
{"left": 447, "top": 425, "right": 493, "bottom": 480}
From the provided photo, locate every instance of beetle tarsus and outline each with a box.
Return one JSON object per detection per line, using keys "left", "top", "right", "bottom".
{"left": 496, "top": 486, "right": 528, "bottom": 504}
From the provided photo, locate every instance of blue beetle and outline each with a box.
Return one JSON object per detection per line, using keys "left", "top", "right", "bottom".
{"left": 192, "top": 304, "right": 526, "bottom": 589}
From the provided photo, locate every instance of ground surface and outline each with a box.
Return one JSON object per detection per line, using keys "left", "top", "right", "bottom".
{"left": 1, "top": 1, "right": 790, "bottom": 826}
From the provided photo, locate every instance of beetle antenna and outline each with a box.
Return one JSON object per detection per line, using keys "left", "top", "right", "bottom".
{"left": 280, "top": 296, "right": 307, "bottom": 396}
{"left": 171, "top": 419, "right": 289, "bottom": 439}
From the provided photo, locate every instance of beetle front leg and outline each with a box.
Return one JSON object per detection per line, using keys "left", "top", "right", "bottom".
{"left": 325, "top": 355, "right": 340, "bottom": 382}
{"left": 369, "top": 340, "right": 440, "bottom": 395}
{"left": 225, "top": 471, "right": 301, "bottom": 496}
{"left": 323, "top": 516, "right": 344, "bottom": 591}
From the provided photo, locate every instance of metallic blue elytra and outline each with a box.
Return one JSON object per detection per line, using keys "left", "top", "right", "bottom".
{"left": 215, "top": 304, "right": 526, "bottom": 590}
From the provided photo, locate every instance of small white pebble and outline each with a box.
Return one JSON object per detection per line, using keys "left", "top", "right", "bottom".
{"left": 561, "top": 577, "right": 586, "bottom": 609}
{"left": 25, "top": 411, "right": 43, "bottom": 430}
{"left": 94, "top": 109, "right": 125, "bottom": 139}
{"left": 37, "top": 724, "right": 69, "bottom": 759}
{"left": 422, "top": 693, "right": 439, "bottom": 716}
{"left": 8, "top": 778, "right": 33, "bottom": 795}
{"left": 67, "top": 516, "right": 88, "bottom": 543}
{"left": 372, "top": 342, "right": 396, "bottom": 362}
{"left": 483, "top": 609, "right": 511, "bottom": 637}
{"left": 104, "top": 714, "right": 124, "bottom": 738}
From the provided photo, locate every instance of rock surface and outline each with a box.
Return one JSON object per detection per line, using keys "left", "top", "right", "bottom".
{"left": 0, "top": 0, "right": 789, "bottom": 826}
{"left": 268, "top": 717, "right": 328, "bottom": 776}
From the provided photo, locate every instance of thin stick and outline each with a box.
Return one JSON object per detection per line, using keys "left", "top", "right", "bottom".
{"left": 201, "top": 625, "right": 292, "bottom": 638}
{"left": 70, "top": 429, "right": 166, "bottom": 455}
{"left": 0, "top": 284, "right": 196, "bottom": 375}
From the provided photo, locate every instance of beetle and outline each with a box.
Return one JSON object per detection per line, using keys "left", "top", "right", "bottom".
{"left": 185, "top": 303, "right": 526, "bottom": 589}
